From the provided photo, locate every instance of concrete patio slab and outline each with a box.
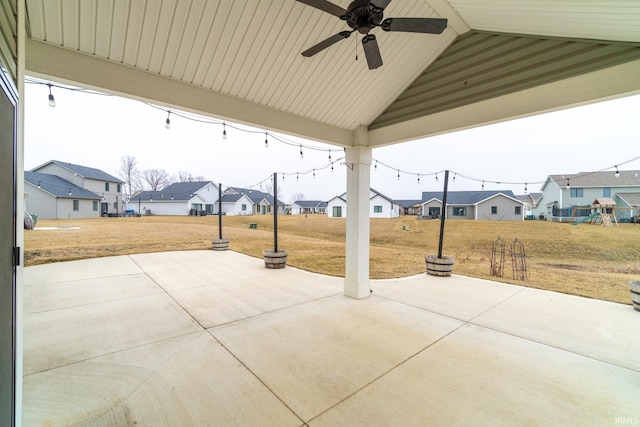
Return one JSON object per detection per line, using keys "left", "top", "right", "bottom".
{"left": 372, "top": 274, "right": 524, "bottom": 321}
{"left": 22, "top": 250, "right": 640, "bottom": 425}
{"left": 310, "top": 323, "right": 640, "bottom": 426}
{"left": 211, "top": 295, "right": 464, "bottom": 421}
{"left": 23, "top": 331, "right": 302, "bottom": 426}
{"left": 473, "top": 287, "right": 640, "bottom": 371}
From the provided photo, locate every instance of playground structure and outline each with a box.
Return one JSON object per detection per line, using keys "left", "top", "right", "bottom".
{"left": 570, "top": 198, "right": 618, "bottom": 227}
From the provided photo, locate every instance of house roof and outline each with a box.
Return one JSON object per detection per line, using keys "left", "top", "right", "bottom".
{"left": 32, "top": 160, "right": 123, "bottom": 183}
{"left": 515, "top": 192, "right": 543, "bottom": 206}
{"left": 25, "top": 171, "right": 101, "bottom": 200}
{"left": 592, "top": 197, "right": 617, "bottom": 206}
{"left": 421, "top": 190, "right": 521, "bottom": 205}
{"left": 130, "top": 181, "right": 214, "bottom": 202}
{"left": 547, "top": 170, "right": 640, "bottom": 188}
{"left": 294, "top": 200, "right": 326, "bottom": 208}
{"left": 395, "top": 200, "right": 422, "bottom": 208}
{"left": 617, "top": 192, "right": 640, "bottom": 206}
{"left": 226, "top": 187, "right": 285, "bottom": 206}
{"left": 23, "top": 1, "right": 640, "bottom": 150}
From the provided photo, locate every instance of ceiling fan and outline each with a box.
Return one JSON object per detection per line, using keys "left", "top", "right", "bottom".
{"left": 297, "top": 0, "right": 447, "bottom": 69}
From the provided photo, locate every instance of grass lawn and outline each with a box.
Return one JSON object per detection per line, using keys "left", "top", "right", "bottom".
{"left": 24, "top": 215, "right": 640, "bottom": 305}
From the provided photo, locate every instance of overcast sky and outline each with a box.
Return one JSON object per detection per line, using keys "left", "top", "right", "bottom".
{"left": 24, "top": 78, "right": 640, "bottom": 202}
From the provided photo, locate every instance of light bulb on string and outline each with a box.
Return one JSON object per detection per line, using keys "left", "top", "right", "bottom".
{"left": 328, "top": 151, "right": 332, "bottom": 162}
{"left": 374, "top": 160, "right": 377, "bottom": 171}
{"left": 397, "top": 170, "right": 400, "bottom": 180}
{"left": 524, "top": 183, "right": 528, "bottom": 193}
{"left": 452, "top": 173, "right": 456, "bottom": 182}
{"left": 417, "top": 174, "right": 421, "bottom": 184}
{"left": 481, "top": 181, "right": 485, "bottom": 190}
{"left": 47, "top": 83, "right": 56, "bottom": 107}
{"left": 296, "top": 172, "right": 299, "bottom": 181}
{"left": 313, "top": 169, "right": 316, "bottom": 178}
{"left": 615, "top": 165, "right": 620, "bottom": 177}
{"left": 435, "top": 173, "right": 439, "bottom": 182}
{"left": 331, "top": 163, "right": 334, "bottom": 172}
{"left": 223, "top": 122, "right": 227, "bottom": 140}
{"left": 264, "top": 132, "right": 268, "bottom": 148}
{"left": 165, "top": 111, "right": 171, "bottom": 129}
{"left": 566, "top": 179, "right": 570, "bottom": 189}
{"left": 299, "top": 145, "right": 304, "bottom": 158}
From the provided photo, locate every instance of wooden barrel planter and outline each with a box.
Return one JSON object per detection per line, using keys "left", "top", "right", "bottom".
{"left": 211, "top": 238, "right": 230, "bottom": 251}
{"left": 630, "top": 281, "right": 640, "bottom": 312}
{"left": 264, "top": 250, "right": 287, "bottom": 269}
{"left": 426, "top": 255, "right": 454, "bottom": 277}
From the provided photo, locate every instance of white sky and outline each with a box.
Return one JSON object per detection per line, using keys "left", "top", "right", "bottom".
{"left": 24, "top": 79, "right": 640, "bottom": 202}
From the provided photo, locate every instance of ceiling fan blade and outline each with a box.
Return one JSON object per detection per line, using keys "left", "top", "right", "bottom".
{"left": 368, "top": 0, "right": 392, "bottom": 14}
{"left": 301, "top": 31, "right": 352, "bottom": 57}
{"left": 362, "top": 34, "right": 383, "bottom": 70}
{"left": 296, "top": 0, "right": 347, "bottom": 18}
{"left": 381, "top": 17, "right": 448, "bottom": 34}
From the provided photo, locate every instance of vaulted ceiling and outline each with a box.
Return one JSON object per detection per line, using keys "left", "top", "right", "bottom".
{"left": 23, "top": 0, "right": 640, "bottom": 148}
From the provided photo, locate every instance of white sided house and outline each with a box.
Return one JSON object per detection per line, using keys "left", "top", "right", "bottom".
{"left": 327, "top": 189, "right": 400, "bottom": 218}
{"left": 291, "top": 200, "right": 327, "bottom": 215}
{"left": 31, "top": 160, "right": 123, "bottom": 215}
{"left": 421, "top": 190, "right": 524, "bottom": 221}
{"left": 220, "top": 193, "right": 254, "bottom": 216}
{"left": 129, "top": 181, "right": 219, "bottom": 215}
{"left": 224, "top": 187, "right": 286, "bottom": 215}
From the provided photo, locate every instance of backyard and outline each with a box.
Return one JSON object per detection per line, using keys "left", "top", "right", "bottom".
{"left": 24, "top": 215, "right": 640, "bottom": 305}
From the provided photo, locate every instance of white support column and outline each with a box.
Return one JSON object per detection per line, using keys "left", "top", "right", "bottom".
{"left": 344, "top": 127, "right": 372, "bottom": 299}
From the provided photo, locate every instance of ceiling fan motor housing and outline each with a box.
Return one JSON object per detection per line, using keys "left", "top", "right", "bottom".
{"left": 342, "top": 0, "right": 383, "bottom": 34}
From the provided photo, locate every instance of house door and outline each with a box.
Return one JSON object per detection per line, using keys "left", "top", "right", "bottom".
{"left": 333, "top": 206, "right": 342, "bottom": 217}
{"left": 101, "top": 202, "right": 108, "bottom": 214}
{"left": 0, "top": 68, "right": 18, "bottom": 425}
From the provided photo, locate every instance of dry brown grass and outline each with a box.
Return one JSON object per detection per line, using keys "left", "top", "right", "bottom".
{"left": 24, "top": 215, "right": 640, "bottom": 305}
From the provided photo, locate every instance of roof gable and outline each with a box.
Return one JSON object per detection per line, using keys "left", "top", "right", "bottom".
{"left": 33, "top": 160, "right": 123, "bottom": 183}
{"left": 548, "top": 170, "right": 640, "bottom": 188}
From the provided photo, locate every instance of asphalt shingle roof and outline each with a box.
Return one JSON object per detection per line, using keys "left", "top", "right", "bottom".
{"left": 548, "top": 170, "right": 640, "bottom": 188}
{"left": 421, "top": 190, "right": 520, "bottom": 205}
{"left": 25, "top": 171, "right": 101, "bottom": 199}
{"left": 37, "top": 160, "right": 123, "bottom": 183}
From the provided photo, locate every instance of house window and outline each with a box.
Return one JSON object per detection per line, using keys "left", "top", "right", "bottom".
{"left": 241, "top": 204, "right": 247, "bottom": 211}
{"left": 428, "top": 207, "right": 440, "bottom": 218}
{"left": 333, "top": 206, "right": 343, "bottom": 217}
{"left": 373, "top": 205, "right": 382, "bottom": 213}
{"left": 117, "top": 184, "right": 121, "bottom": 193}
{"left": 515, "top": 206, "right": 522, "bottom": 215}
{"left": 603, "top": 188, "right": 611, "bottom": 197}
{"left": 105, "top": 182, "right": 110, "bottom": 191}
{"left": 491, "top": 206, "right": 498, "bottom": 215}
{"left": 93, "top": 201, "right": 98, "bottom": 211}
{"left": 453, "top": 207, "right": 466, "bottom": 216}
{"left": 570, "top": 188, "right": 583, "bottom": 197}
{"left": 73, "top": 200, "right": 79, "bottom": 211}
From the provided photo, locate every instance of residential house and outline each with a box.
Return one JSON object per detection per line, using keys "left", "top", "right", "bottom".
{"left": 31, "top": 160, "right": 123, "bottom": 215}
{"left": 421, "top": 190, "right": 524, "bottom": 221}
{"left": 396, "top": 199, "right": 422, "bottom": 216}
{"left": 327, "top": 189, "right": 400, "bottom": 218}
{"left": 129, "top": 181, "right": 219, "bottom": 215}
{"left": 538, "top": 170, "right": 640, "bottom": 221}
{"left": 291, "top": 200, "right": 327, "bottom": 215}
{"left": 24, "top": 171, "right": 102, "bottom": 219}
{"left": 220, "top": 192, "right": 254, "bottom": 216}
{"left": 224, "top": 187, "right": 286, "bottom": 215}
{"left": 515, "top": 192, "right": 543, "bottom": 218}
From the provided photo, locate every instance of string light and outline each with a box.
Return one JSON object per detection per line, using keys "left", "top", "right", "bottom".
{"left": 264, "top": 132, "right": 268, "bottom": 148}
{"left": 313, "top": 169, "right": 316, "bottom": 178}
{"left": 417, "top": 174, "right": 421, "bottom": 184}
{"left": 68, "top": 188, "right": 72, "bottom": 196}
{"left": 452, "top": 173, "right": 456, "bottom": 182}
{"left": 299, "top": 145, "right": 304, "bottom": 158}
{"left": 223, "top": 122, "right": 227, "bottom": 140}
{"left": 481, "top": 181, "right": 485, "bottom": 190}
{"left": 524, "top": 183, "right": 528, "bottom": 193}
{"left": 566, "top": 179, "right": 570, "bottom": 189}
{"left": 328, "top": 151, "right": 332, "bottom": 162}
{"left": 615, "top": 165, "right": 620, "bottom": 177}
{"left": 397, "top": 170, "right": 400, "bottom": 180}
{"left": 435, "top": 173, "right": 439, "bottom": 182}
{"left": 296, "top": 172, "right": 299, "bottom": 181}
{"left": 374, "top": 160, "right": 378, "bottom": 171}
{"left": 165, "top": 111, "right": 171, "bottom": 129}
{"left": 47, "top": 83, "right": 56, "bottom": 107}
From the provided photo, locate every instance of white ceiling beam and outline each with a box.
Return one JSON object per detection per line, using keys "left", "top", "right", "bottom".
{"left": 25, "top": 39, "right": 353, "bottom": 148}
{"left": 369, "top": 58, "right": 640, "bottom": 147}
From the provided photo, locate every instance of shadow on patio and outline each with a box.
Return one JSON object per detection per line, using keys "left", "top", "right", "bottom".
{"left": 23, "top": 250, "right": 640, "bottom": 426}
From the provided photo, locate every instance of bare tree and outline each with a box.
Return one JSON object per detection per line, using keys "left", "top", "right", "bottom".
{"left": 290, "top": 192, "right": 305, "bottom": 203}
{"left": 177, "top": 170, "right": 208, "bottom": 182}
{"left": 141, "top": 168, "right": 172, "bottom": 191}
{"left": 117, "top": 156, "right": 140, "bottom": 196}
{"left": 264, "top": 180, "right": 282, "bottom": 199}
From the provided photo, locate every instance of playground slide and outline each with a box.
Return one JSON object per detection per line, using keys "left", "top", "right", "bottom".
{"left": 571, "top": 212, "right": 599, "bottom": 225}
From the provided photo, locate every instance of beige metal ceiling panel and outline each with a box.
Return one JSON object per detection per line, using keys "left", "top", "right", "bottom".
{"left": 93, "top": 0, "right": 113, "bottom": 59}
{"left": 78, "top": 1, "right": 96, "bottom": 54}
{"left": 172, "top": 0, "right": 209, "bottom": 81}
{"left": 107, "top": 0, "right": 131, "bottom": 63}
{"left": 180, "top": 1, "right": 219, "bottom": 83}
{"left": 41, "top": 0, "right": 61, "bottom": 44}
{"left": 146, "top": 0, "right": 176, "bottom": 73}
{"left": 121, "top": 0, "right": 147, "bottom": 65}
{"left": 159, "top": 1, "right": 192, "bottom": 76}
{"left": 134, "top": 0, "right": 162, "bottom": 70}
{"left": 370, "top": 31, "right": 640, "bottom": 130}
{"left": 60, "top": 0, "right": 79, "bottom": 49}
{"left": 450, "top": 0, "right": 640, "bottom": 42}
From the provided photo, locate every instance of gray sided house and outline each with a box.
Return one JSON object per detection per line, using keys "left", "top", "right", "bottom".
{"left": 224, "top": 187, "right": 286, "bottom": 215}
{"left": 515, "top": 192, "right": 543, "bottom": 218}
{"left": 129, "top": 181, "right": 218, "bottom": 215}
{"left": 291, "top": 200, "right": 327, "bottom": 215}
{"left": 24, "top": 171, "right": 102, "bottom": 219}
{"left": 396, "top": 200, "right": 422, "bottom": 216}
{"left": 31, "top": 160, "right": 123, "bottom": 215}
{"left": 538, "top": 170, "right": 640, "bottom": 221}
{"left": 421, "top": 190, "right": 524, "bottom": 221}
